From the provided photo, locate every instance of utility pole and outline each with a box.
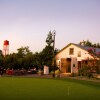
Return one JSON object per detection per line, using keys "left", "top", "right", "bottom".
{"left": 52, "top": 30, "right": 56, "bottom": 78}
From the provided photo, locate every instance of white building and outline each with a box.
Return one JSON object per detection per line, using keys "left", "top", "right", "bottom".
{"left": 55, "top": 43, "right": 100, "bottom": 74}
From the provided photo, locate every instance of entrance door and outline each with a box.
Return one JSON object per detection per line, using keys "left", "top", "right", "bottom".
{"left": 67, "top": 58, "right": 71, "bottom": 73}
{"left": 61, "top": 58, "right": 67, "bottom": 73}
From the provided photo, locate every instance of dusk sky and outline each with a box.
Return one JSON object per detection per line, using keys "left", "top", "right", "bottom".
{"left": 0, "top": 0, "right": 100, "bottom": 53}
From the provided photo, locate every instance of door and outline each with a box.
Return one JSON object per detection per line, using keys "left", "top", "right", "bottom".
{"left": 67, "top": 58, "right": 71, "bottom": 73}
{"left": 61, "top": 58, "right": 67, "bottom": 73}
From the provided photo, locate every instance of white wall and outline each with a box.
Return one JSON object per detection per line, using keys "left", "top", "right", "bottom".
{"left": 56, "top": 44, "right": 93, "bottom": 61}
{"left": 55, "top": 44, "right": 93, "bottom": 73}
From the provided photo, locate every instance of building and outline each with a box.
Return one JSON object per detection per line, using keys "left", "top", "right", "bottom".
{"left": 55, "top": 43, "right": 100, "bottom": 74}
{"left": 3, "top": 40, "right": 9, "bottom": 56}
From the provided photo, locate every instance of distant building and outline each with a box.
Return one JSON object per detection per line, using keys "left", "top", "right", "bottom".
{"left": 3, "top": 40, "right": 9, "bottom": 56}
{"left": 55, "top": 43, "right": 100, "bottom": 74}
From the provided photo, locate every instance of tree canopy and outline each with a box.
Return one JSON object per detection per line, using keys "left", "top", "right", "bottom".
{"left": 79, "top": 40, "right": 100, "bottom": 48}
{"left": 0, "top": 31, "right": 58, "bottom": 70}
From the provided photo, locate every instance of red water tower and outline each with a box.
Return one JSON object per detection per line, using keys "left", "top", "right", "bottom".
{"left": 3, "top": 40, "right": 9, "bottom": 56}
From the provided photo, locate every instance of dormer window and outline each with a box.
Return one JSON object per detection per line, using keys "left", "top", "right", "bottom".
{"left": 69, "top": 48, "right": 74, "bottom": 55}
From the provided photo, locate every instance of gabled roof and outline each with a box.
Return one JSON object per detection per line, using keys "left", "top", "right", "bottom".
{"left": 56, "top": 43, "right": 100, "bottom": 55}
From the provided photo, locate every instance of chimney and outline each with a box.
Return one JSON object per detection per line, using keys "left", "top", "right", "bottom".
{"left": 80, "top": 40, "right": 86, "bottom": 46}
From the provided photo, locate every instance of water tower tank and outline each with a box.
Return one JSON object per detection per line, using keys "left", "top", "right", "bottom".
{"left": 3, "top": 40, "right": 9, "bottom": 56}
{"left": 4, "top": 40, "right": 9, "bottom": 45}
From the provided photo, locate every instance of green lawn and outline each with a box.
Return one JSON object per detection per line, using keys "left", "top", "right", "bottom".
{"left": 0, "top": 77, "right": 100, "bottom": 100}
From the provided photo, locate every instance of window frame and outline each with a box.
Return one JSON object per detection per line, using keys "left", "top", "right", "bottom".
{"left": 69, "top": 48, "right": 74, "bottom": 55}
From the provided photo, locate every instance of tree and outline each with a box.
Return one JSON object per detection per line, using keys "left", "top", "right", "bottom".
{"left": 23, "top": 52, "right": 34, "bottom": 69}
{"left": 1, "top": 31, "right": 59, "bottom": 72}
{"left": 85, "top": 40, "right": 92, "bottom": 46}
{"left": 79, "top": 40, "right": 100, "bottom": 48}
{"left": 40, "top": 46, "right": 54, "bottom": 67}
{"left": 0, "top": 50, "right": 3, "bottom": 66}
{"left": 32, "top": 52, "right": 42, "bottom": 70}
{"left": 79, "top": 40, "right": 100, "bottom": 78}
{"left": 3, "top": 53, "right": 18, "bottom": 69}
{"left": 17, "top": 46, "right": 31, "bottom": 58}
{"left": 16, "top": 46, "right": 33, "bottom": 69}
{"left": 97, "top": 43, "right": 100, "bottom": 48}
{"left": 2, "top": 46, "right": 33, "bottom": 70}
{"left": 46, "top": 31, "right": 54, "bottom": 46}
{"left": 88, "top": 50, "right": 100, "bottom": 75}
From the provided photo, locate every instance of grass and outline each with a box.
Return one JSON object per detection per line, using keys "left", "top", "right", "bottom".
{"left": 0, "top": 77, "right": 100, "bottom": 100}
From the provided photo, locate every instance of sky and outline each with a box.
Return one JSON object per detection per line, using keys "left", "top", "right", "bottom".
{"left": 0, "top": 0, "right": 100, "bottom": 53}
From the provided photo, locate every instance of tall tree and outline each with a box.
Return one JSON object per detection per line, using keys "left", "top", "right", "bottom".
{"left": 46, "top": 31, "right": 54, "bottom": 46}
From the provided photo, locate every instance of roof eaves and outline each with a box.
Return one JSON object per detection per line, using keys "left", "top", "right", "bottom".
{"left": 55, "top": 43, "right": 88, "bottom": 56}
{"left": 55, "top": 43, "right": 74, "bottom": 56}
